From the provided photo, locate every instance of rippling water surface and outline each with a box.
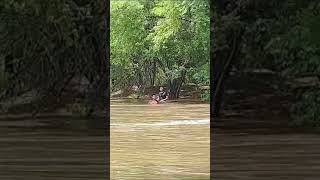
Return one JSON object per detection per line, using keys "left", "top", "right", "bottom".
{"left": 110, "top": 100, "right": 210, "bottom": 180}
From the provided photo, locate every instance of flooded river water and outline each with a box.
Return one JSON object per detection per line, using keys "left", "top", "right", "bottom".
{"left": 0, "top": 126, "right": 107, "bottom": 179}
{"left": 110, "top": 100, "right": 210, "bottom": 180}
{"left": 1, "top": 99, "right": 319, "bottom": 179}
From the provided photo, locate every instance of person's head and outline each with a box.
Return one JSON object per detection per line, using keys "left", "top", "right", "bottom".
{"left": 151, "top": 94, "right": 157, "bottom": 100}
{"left": 159, "top": 86, "right": 164, "bottom": 91}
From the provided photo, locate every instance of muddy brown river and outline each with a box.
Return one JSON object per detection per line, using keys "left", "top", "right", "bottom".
{"left": 1, "top": 100, "right": 320, "bottom": 179}
{"left": 110, "top": 101, "right": 210, "bottom": 180}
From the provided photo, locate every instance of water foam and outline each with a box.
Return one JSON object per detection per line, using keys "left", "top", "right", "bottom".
{"left": 111, "top": 119, "right": 209, "bottom": 128}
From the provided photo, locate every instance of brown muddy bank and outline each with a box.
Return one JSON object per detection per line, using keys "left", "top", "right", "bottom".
{"left": 111, "top": 84, "right": 209, "bottom": 100}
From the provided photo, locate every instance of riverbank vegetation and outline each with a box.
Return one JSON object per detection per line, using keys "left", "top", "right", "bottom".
{"left": 110, "top": 0, "right": 210, "bottom": 101}
{"left": 0, "top": 0, "right": 319, "bottom": 128}
{"left": 0, "top": 1, "right": 107, "bottom": 118}
{"left": 212, "top": 0, "right": 320, "bottom": 128}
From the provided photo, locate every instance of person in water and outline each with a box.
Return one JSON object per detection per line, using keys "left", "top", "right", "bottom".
{"left": 157, "top": 86, "right": 169, "bottom": 103}
{"left": 148, "top": 94, "right": 159, "bottom": 105}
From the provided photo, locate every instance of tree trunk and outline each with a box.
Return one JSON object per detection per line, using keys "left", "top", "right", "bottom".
{"left": 151, "top": 59, "right": 157, "bottom": 86}
{"left": 168, "top": 79, "right": 181, "bottom": 99}
{"left": 211, "top": 0, "right": 243, "bottom": 117}
{"left": 168, "top": 71, "right": 186, "bottom": 99}
{"left": 212, "top": 33, "right": 242, "bottom": 117}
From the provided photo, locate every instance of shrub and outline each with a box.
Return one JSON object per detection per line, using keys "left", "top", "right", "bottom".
{"left": 291, "top": 88, "right": 320, "bottom": 127}
{"left": 200, "top": 90, "right": 210, "bottom": 103}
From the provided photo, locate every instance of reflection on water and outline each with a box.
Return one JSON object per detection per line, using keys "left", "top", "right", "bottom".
{"left": 111, "top": 100, "right": 210, "bottom": 180}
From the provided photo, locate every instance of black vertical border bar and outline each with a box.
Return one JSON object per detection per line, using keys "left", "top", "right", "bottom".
{"left": 209, "top": 0, "right": 214, "bottom": 179}
{"left": 105, "top": 0, "right": 111, "bottom": 179}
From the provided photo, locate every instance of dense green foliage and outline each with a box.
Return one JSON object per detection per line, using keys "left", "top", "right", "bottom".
{"left": 110, "top": 0, "right": 210, "bottom": 99}
{"left": 1, "top": 0, "right": 318, "bottom": 126}
{"left": 212, "top": 0, "right": 320, "bottom": 126}
{"left": 266, "top": 2, "right": 320, "bottom": 126}
{"left": 292, "top": 89, "right": 320, "bottom": 127}
{"left": 0, "top": 0, "right": 107, "bottom": 115}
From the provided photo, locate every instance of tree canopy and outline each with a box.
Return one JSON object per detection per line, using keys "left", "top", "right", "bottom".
{"left": 211, "top": 0, "right": 320, "bottom": 126}
{"left": 110, "top": 0, "right": 210, "bottom": 99}
{"left": 0, "top": 0, "right": 107, "bottom": 116}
